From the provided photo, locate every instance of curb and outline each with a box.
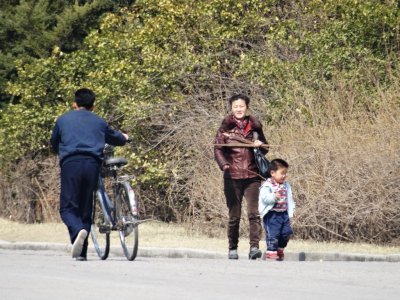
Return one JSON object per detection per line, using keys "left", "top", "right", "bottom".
{"left": 1, "top": 240, "right": 399, "bottom": 262}
{"left": 0, "top": 241, "right": 226, "bottom": 259}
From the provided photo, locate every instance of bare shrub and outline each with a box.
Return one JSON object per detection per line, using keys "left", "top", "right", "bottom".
{"left": 1, "top": 86, "right": 399, "bottom": 244}
{"left": 1, "top": 74, "right": 398, "bottom": 245}
{"left": 155, "top": 75, "right": 400, "bottom": 244}
{"left": 275, "top": 112, "right": 400, "bottom": 244}
{"left": 1, "top": 56, "right": 399, "bottom": 245}
{"left": 0, "top": 156, "right": 60, "bottom": 223}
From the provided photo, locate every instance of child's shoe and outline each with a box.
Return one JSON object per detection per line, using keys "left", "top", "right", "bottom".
{"left": 277, "top": 248, "right": 285, "bottom": 261}
{"left": 262, "top": 251, "right": 279, "bottom": 261}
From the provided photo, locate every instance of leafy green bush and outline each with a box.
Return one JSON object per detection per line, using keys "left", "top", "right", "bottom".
{"left": 1, "top": 0, "right": 399, "bottom": 242}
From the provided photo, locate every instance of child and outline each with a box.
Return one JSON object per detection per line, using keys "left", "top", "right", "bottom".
{"left": 50, "top": 88, "right": 128, "bottom": 260}
{"left": 258, "top": 158, "right": 295, "bottom": 260}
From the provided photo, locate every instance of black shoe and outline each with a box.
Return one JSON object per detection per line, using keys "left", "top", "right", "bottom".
{"left": 248, "top": 247, "right": 262, "bottom": 260}
{"left": 228, "top": 249, "right": 239, "bottom": 260}
{"left": 75, "top": 256, "right": 87, "bottom": 261}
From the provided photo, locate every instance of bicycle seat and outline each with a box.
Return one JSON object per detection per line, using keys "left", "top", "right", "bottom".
{"left": 104, "top": 157, "right": 128, "bottom": 168}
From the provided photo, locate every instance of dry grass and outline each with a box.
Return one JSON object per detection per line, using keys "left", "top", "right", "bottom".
{"left": 1, "top": 218, "right": 399, "bottom": 255}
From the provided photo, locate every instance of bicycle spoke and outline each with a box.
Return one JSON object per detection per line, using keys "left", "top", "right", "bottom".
{"left": 117, "top": 184, "right": 139, "bottom": 261}
{"left": 90, "top": 190, "right": 110, "bottom": 260}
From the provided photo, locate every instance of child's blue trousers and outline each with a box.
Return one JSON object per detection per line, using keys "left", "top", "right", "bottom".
{"left": 263, "top": 210, "right": 293, "bottom": 251}
{"left": 59, "top": 157, "right": 100, "bottom": 253}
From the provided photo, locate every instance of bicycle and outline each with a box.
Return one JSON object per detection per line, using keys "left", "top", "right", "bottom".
{"left": 90, "top": 144, "right": 144, "bottom": 261}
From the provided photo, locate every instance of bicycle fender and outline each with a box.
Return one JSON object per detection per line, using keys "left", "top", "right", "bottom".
{"left": 122, "top": 182, "right": 138, "bottom": 216}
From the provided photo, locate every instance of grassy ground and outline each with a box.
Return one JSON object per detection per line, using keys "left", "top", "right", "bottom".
{"left": 0, "top": 218, "right": 399, "bottom": 255}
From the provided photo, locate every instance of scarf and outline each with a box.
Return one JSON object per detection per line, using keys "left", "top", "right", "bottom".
{"left": 234, "top": 117, "right": 251, "bottom": 136}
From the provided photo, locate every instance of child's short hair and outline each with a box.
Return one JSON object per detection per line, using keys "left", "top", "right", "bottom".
{"left": 229, "top": 94, "right": 250, "bottom": 107}
{"left": 75, "top": 88, "right": 95, "bottom": 109}
{"left": 269, "top": 158, "right": 289, "bottom": 172}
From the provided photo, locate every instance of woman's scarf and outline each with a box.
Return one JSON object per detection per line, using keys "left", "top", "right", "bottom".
{"left": 234, "top": 117, "right": 251, "bottom": 135}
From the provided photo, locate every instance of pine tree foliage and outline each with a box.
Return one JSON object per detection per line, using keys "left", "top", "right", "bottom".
{"left": 0, "top": 0, "right": 133, "bottom": 105}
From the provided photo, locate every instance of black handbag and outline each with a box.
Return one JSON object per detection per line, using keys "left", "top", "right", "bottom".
{"left": 254, "top": 148, "right": 270, "bottom": 179}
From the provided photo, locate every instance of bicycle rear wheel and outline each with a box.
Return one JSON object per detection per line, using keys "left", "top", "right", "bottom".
{"left": 117, "top": 184, "right": 138, "bottom": 261}
{"left": 90, "top": 191, "right": 110, "bottom": 260}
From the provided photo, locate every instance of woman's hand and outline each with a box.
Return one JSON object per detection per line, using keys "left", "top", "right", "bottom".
{"left": 223, "top": 164, "right": 230, "bottom": 171}
{"left": 253, "top": 139, "right": 263, "bottom": 147}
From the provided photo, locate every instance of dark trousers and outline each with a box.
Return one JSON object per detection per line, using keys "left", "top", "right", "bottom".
{"left": 59, "top": 157, "right": 99, "bottom": 255}
{"left": 263, "top": 210, "right": 293, "bottom": 251}
{"left": 224, "top": 177, "right": 262, "bottom": 250}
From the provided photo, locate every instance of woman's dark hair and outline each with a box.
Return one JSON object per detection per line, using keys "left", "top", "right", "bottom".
{"left": 75, "top": 88, "right": 96, "bottom": 109}
{"left": 228, "top": 94, "right": 250, "bottom": 107}
{"left": 269, "top": 158, "right": 289, "bottom": 172}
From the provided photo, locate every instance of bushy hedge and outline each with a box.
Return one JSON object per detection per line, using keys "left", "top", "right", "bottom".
{"left": 1, "top": 0, "right": 399, "bottom": 243}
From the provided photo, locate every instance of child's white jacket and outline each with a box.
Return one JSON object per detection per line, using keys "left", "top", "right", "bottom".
{"left": 258, "top": 180, "right": 295, "bottom": 219}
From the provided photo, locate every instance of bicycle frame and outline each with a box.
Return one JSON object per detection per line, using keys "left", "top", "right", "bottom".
{"left": 91, "top": 144, "right": 151, "bottom": 260}
{"left": 96, "top": 175, "right": 114, "bottom": 229}
{"left": 96, "top": 171, "right": 139, "bottom": 229}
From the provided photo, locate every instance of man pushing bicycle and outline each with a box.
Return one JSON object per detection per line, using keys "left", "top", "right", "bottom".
{"left": 50, "top": 88, "right": 129, "bottom": 261}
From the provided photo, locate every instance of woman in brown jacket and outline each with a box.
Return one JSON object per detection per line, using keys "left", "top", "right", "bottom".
{"left": 214, "top": 94, "right": 268, "bottom": 260}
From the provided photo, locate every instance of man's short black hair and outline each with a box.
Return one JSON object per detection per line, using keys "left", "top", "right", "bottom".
{"left": 228, "top": 94, "right": 250, "bottom": 107}
{"left": 269, "top": 158, "right": 289, "bottom": 172}
{"left": 75, "top": 88, "right": 95, "bottom": 109}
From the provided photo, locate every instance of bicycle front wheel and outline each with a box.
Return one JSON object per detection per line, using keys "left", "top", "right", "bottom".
{"left": 90, "top": 190, "right": 110, "bottom": 260}
{"left": 116, "top": 184, "right": 139, "bottom": 261}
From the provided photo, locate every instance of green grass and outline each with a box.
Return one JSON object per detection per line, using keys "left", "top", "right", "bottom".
{"left": 0, "top": 218, "right": 399, "bottom": 255}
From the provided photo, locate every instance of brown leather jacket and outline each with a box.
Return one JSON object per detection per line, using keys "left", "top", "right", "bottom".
{"left": 214, "top": 114, "right": 268, "bottom": 179}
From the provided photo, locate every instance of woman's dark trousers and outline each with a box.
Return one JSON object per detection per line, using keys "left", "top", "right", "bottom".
{"left": 224, "top": 177, "right": 262, "bottom": 250}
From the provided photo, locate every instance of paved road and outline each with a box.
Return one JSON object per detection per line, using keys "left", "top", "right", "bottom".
{"left": 0, "top": 249, "right": 399, "bottom": 300}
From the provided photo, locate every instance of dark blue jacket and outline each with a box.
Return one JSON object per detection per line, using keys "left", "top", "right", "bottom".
{"left": 50, "top": 109, "right": 126, "bottom": 165}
